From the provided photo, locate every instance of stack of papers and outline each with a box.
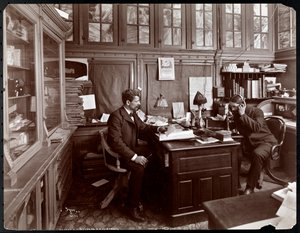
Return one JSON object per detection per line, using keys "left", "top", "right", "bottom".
{"left": 49, "top": 128, "right": 70, "bottom": 143}
{"left": 272, "top": 182, "right": 296, "bottom": 229}
{"left": 157, "top": 124, "right": 194, "bottom": 141}
{"left": 196, "top": 137, "right": 219, "bottom": 144}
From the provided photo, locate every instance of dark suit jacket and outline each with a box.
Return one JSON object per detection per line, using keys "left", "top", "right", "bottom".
{"left": 233, "top": 106, "right": 277, "bottom": 148}
{"left": 107, "top": 107, "right": 159, "bottom": 161}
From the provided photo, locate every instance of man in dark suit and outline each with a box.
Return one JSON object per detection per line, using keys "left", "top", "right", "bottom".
{"left": 228, "top": 94, "right": 277, "bottom": 195}
{"left": 107, "top": 89, "right": 167, "bottom": 222}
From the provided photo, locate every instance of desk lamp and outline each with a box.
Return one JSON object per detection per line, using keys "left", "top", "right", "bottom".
{"left": 193, "top": 91, "right": 207, "bottom": 128}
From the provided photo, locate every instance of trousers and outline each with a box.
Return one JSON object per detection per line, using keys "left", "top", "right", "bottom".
{"left": 120, "top": 144, "right": 153, "bottom": 208}
{"left": 243, "top": 143, "right": 272, "bottom": 189}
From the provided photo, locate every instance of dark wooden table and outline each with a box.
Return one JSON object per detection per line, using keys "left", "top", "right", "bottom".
{"left": 157, "top": 139, "right": 241, "bottom": 226}
{"left": 202, "top": 188, "right": 282, "bottom": 229}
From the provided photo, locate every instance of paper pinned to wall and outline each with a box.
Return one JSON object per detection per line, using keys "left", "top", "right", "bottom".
{"left": 172, "top": 102, "right": 185, "bottom": 119}
{"left": 189, "top": 77, "right": 213, "bottom": 110}
{"left": 79, "top": 94, "right": 96, "bottom": 110}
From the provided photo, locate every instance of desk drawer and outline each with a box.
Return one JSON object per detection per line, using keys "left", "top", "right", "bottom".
{"left": 178, "top": 153, "right": 232, "bottom": 173}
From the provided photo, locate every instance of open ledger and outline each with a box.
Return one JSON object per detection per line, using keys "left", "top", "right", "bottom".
{"left": 156, "top": 124, "right": 195, "bottom": 141}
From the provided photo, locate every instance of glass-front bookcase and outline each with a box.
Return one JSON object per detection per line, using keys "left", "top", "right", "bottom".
{"left": 3, "top": 4, "right": 43, "bottom": 178}
{"left": 3, "top": 4, "right": 69, "bottom": 185}
{"left": 42, "top": 30, "right": 62, "bottom": 133}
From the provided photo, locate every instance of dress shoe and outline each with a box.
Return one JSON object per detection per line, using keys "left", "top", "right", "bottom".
{"left": 127, "top": 207, "right": 146, "bottom": 222}
{"left": 243, "top": 187, "right": 254, "bottom": 195}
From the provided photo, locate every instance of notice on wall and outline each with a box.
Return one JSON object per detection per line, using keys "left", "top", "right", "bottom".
{"left": 79, "top": 94, "right": 96, "bottom": 110}
{"left": 189, "top": 77, "right": 213, "bottom": 110}
{"left": 158, "top": 57, "right": 175, "bottom": 80}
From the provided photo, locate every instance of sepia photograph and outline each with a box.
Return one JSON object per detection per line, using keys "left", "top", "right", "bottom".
{"left": 1, "top": 2, "right": 297, "bottom": 231}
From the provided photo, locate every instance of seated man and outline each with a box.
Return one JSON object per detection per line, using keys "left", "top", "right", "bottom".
{"left": 107, "top": 88, "right": 167, "bottom": 222}
{"left": 228, "top": 94, "right": 277, "bottom": 195}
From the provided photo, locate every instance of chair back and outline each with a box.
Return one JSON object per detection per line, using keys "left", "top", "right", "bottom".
{"left": 99, "top": 127, "right": 127, "bottom": 173}
{"left": 265, "top": 116, "right": 286, "bottom": 146}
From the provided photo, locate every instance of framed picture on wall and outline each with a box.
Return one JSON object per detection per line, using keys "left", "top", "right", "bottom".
{"left": 158, "top": 57, "right": 175, "bottom": 80}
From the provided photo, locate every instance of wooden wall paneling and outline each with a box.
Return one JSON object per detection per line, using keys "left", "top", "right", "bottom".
{"left": 145, "top": 61, "right": 213, "bottom": 117}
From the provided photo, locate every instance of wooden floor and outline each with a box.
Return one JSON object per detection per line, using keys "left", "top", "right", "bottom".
{"left": 55, "top": 170, "right": 282, "bottom": 230}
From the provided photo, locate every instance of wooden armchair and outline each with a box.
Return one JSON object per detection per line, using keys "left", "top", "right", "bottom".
{"left": 99, "top": 127, "right": 129, "bottom": 209}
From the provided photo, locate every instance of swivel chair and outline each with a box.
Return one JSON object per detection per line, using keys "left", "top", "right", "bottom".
{"left": 99, "top": 127, "right": 129, "bottom": 209}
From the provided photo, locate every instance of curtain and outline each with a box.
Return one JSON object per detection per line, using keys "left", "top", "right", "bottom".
{"left": 89, "top": 61, "right": 131, "bottom": 117}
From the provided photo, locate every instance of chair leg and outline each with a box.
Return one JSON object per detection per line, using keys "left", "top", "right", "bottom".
{"left": 100, "top": 173, "right": 128, "bottom": 209}
{"left": 264, "top": 160, "right": 288, "bottom": 186}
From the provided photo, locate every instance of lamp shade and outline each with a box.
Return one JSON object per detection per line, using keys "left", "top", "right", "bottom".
{"left": 193, "top": 91, "right": 207, "bottom": 105}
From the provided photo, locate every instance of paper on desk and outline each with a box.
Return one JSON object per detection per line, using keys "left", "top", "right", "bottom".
{"left": 229, "top": 217, "right": 281, "bottom": 229}
{"left": 275, "top": 191, "right": 296, "bottom": 229}
{"left": 196, "top": 137, "right": 219, "bottom": 144}
{"left": 91, "top": 179, "right": 109, "bottom": 187}
{"left": 100, "top": 113, "right": 110, "bottom": 123}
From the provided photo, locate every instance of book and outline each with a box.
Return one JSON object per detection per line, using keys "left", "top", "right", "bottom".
{"left": 214, "top": 130, "right": 234, "bottom": 142}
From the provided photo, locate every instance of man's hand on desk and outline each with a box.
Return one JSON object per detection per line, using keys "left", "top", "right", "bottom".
{"left": 158, "top": 126, "right": 168, "bottom": 134}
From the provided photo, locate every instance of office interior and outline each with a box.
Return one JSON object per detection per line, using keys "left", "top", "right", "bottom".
{"left": 2, "top": 3, "right": 297, "bottom": 230}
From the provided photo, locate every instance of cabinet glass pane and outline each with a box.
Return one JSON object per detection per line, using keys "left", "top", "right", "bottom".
{"left": 126, "top": 4, "right": 150, "bottom": 45}
{"left": 139, "top": 26, "right": 150, "bottom": 44}
{"left": 162, "top": 4, "right": 183, "bottom": 46}
{"left": 224, "top": 4, "right": 241, "bottom": 48}
{"left": 194, "top": 3, "right": 213, "bottom": 48}
{"left": 43, "top": 32, "right": 61, "bottom": 132}
{"left": 127, "top": 25, "right": 138, "bottom": 43}
{"left": 277, "top": 4, "right": 296, "bottom": 49}
{"left": 252, "top": 4, "right": 269, "bottom": 49}
{"left": 88, "top": 4, "right": 114, "bottom": 43}
{"left": 5, "top": 6, "right": 37, "bottom": 162}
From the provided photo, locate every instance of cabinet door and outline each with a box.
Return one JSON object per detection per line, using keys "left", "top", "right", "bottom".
{"left": 42, "top": 30, "right": 63, "bottom": 133}
{"left": 119, "top": 4, "right": 154, "bottom": 47}
{"left": 191, "top": 4, "right": 216, "bottom": 50}
{"left": 51, "top": 4, "right": 77, "bottom": 43}
{"left": 157, "top": 4, "right": 186, "bottom": 49}
{"left": 4, "top": 5, "right": 42, "bottom": 175}
{"left": 221, "top": 3, "right": 244, "bottom": 50}
{"left": 83, "top": 4, "right": 118, "bottom": 45}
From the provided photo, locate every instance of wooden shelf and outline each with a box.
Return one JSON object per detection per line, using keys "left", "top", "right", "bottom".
{"left": 8, "top": 65, "right": 31, "bottom": 71}
{"left": 8, "top": 94, "right": 31, "bottom": 100}
{"left": 7, "top": 30, "right": 30, "bottom": 44}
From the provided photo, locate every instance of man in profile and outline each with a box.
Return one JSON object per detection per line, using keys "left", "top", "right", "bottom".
{"left": 107, "top": 88, "right": 167, "bottom": 222}
{"left": 228, "top": 94, "right": 277, "bottom": 195}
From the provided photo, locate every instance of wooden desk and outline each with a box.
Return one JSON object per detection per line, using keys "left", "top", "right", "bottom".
{"left": 157, "top": 139, "right": 240, "bottom": 226}
{"left": 202, "top": 188, "right": 281, "bottom": 229}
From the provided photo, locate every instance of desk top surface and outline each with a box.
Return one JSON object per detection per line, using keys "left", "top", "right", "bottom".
{"left": 161, "top": 138, "right": 240, "bottom": 151}
{"left": 202, "top": 188, "right": 282, "bottom": 229}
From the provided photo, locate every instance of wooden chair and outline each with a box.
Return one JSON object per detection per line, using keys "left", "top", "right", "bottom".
{"left": 99, "top": 127, "right": 129, "bottom": 209}
{"left": 261, "top": 116, "right": 287, "bottom": 186}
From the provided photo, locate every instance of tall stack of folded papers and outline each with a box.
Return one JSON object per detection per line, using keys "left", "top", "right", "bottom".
{"left": 65, "top": 79, "right": 93, "bottom": 126}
